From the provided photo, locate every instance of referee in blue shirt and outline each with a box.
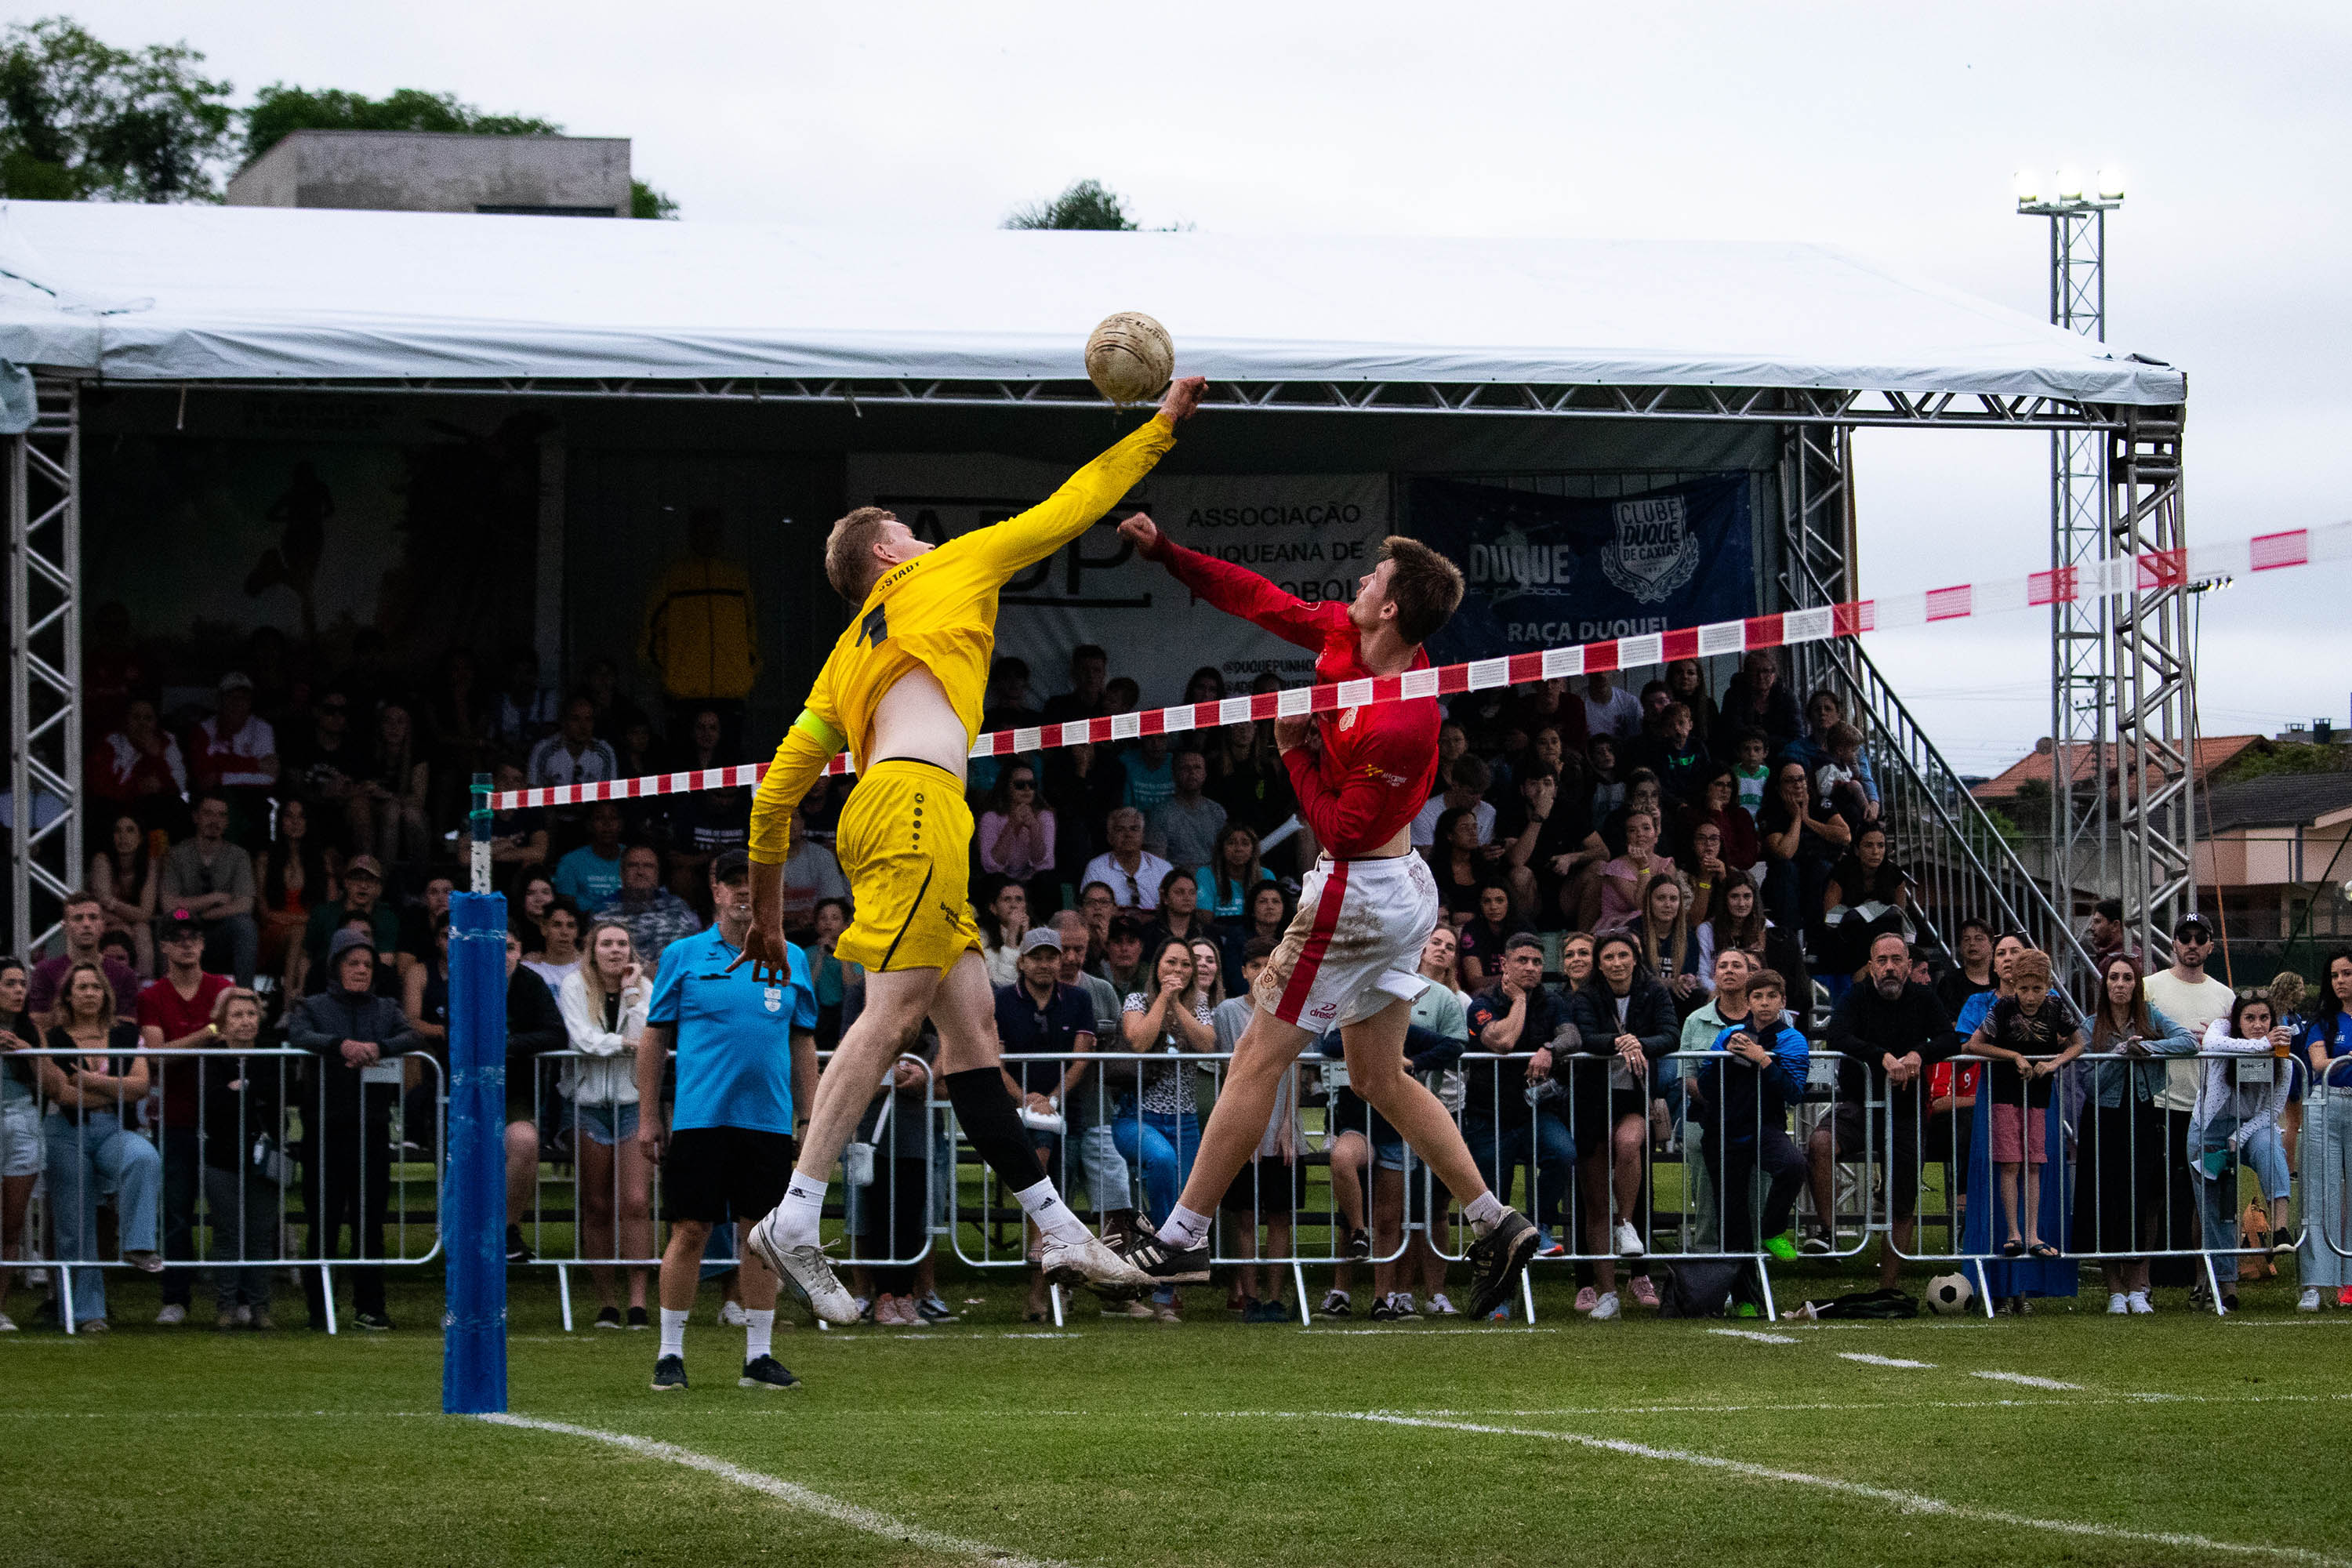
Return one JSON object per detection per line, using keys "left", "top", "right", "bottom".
{"left": 635, "top": 849, "right": 818, "bottom": 1392}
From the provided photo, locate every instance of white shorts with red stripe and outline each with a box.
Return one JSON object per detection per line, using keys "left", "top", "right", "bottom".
{"left": 1253, "top": 852, "right": 1439, "bottom": 1032}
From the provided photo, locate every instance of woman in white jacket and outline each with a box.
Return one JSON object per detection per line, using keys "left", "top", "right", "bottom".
{"left": 560, "top": 920, "right": 652, "bottom": 1329}
{"left": 2194, "top": 994, "right": 2295, "bottom": 1313}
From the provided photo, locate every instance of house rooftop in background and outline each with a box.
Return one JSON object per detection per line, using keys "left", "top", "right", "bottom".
{"left": 225, "top": 129, "right": 630, "bottom": 217}
{"left": 1971, "top": 735, "right": 2265, "bottom": 806}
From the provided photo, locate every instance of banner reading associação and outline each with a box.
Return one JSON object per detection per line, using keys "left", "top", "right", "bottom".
{"left": 1409, "top": 474, "right": 1756, "bottom": 669}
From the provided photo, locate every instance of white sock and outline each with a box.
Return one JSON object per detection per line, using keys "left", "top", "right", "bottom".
{"left": 1463, "top": 1190, "right": 1505, "bottom": 1236}
{"left": 659, "top": 1308, "right": 688, "bottom": 1359}
{"left": 1157, "top": 1204, "right": 1214, "bottom": 1250}
{"left": 1012, "top": 1178, "right": 1091, "bottom": 1247}
{"left": 744, "top": 1308, "right": 775, "bottom": 1363}
{"left": 776, "top": 1172, "right": 829, "bottom": 1247}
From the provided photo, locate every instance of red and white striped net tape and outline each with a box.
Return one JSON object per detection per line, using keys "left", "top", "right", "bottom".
{"left": 492, "top": 521, "right": 2348, "bottom": 811}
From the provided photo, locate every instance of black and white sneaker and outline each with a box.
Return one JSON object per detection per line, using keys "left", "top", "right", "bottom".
{"left": 1343, "top": 1225, "right": 1373, "bottom": 1261}
{"left": 1367, "top": 1296, "right": 1401, "bottom": 1323}
{"left": 1465, "top": 1207, "right": 1538, "bottom": 1319}
{"left": 505, "top": 1225, "right": 533, "bottom": 1264}
{"left": 1317, "top": 1290, "right": 1351, "bottom": 1319}
{"left": 1115, "top": 1229, "right": 1211, "bottom": 1286}
{"left": 1799, "top": 1230, "right": 1833, "bottom": 1257}
{"left": 593, "top": 1306, "right": 622, "bottom": 1330}
{"left": 739, "top": 1354, "right": 800, "bottom": 1391}
{"left": 626, "top": 1306, "right": 649, "bottom": 1330}
{"left": 651, "top": 1354, "right": 688, "bottom": 1392}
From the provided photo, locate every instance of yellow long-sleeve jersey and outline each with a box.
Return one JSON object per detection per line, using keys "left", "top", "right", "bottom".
{"left": 748, "top": 414, "right": 1176, "bottom": 864}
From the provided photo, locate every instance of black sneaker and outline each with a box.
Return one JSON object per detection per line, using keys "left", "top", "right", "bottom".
{"left": 626, "top": 1306, "right": 649, "bottom": 1330}
{"left": 1367, "top": 1297, "right": 1401, "bottom": 1322}
{"left": 1344, "top": 1225, "right": 1373, "bottom": 1261}
{"left": 915, "top": 1294, "right": 957, "bottom": 1323}
{"left": 505, "top": 1225, "right": 533, "bottom": 1264}
{"left": 1116, "top": 1230, "right": 1211, "bottom": 1286}
{"left": 593, "top": 1306, "right": 622, "bottom": 1330}
{"left": 352, "top": 1312, "right": 394, "bottom": 1333}
{"left": 651, "top": 1354, "right": 688, "bottom": 1392}
{"left": 739, "top": 1354, "right": 800, "bottom": 1391}
{"left": 1317, "top": 1290, "right": 1351, "bottom": 1319}
{"left": 1465, "top": 1208, "right": 1538, "bottom": 1319}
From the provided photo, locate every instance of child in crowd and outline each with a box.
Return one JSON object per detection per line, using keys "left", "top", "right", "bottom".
{"left": 1644, "top": 702, "right": 1709, "bottom": 803}
{"left": 1813, "top": 721, "right": 1874, "bottom": 833}
{"left": 1966, "top": 949, "right": 2084, "bottom": 1260}
{"left": 1730, "top": 729, "right": 1770, "bottom": 822}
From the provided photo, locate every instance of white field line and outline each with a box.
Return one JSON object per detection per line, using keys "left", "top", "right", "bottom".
{"left": 1836, "top": 1352, "right": 1935, "bottom": 1369}
{"left": 1328, "top": 1411, "right": 2350, "bottom": 1566}
{"left": 1708, "top": 1328, "right": 1799, "bottom": 1344}
{"left": 481, "top": 1414, "right": 1068, "bottom": 1568}
{"left": 1973, "top": 1370, "right": 2082, "bottom": 1391}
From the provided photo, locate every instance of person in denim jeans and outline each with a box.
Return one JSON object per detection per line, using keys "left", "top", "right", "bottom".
{"left": 1114, "top": 935, "right": 1215, "bottom": 1320}
{"left": 1461, "top": 935, "right": 1579, "bottom": 1309}
{"left": 38, "top": 960, "right": 165, "bottom": 1330}
{"left": 1050, "top": 912, "right": 1138, "bottom": 1250}
{"left": 1, "top": 956, "right": 45, "bottom": 1333}
{"left": 2194, "top": 993, "right": 2296, "bottom": 1312}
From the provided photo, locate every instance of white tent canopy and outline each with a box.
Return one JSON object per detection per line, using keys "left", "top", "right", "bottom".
{"left": 0, "top": 201, "right": 2183, "bottom": 403}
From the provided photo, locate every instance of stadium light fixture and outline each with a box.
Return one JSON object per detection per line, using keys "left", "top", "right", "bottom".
{"left": 2055, "top": 166, "right": 2085, "bottom": 200}
{"left": 2016, "top": 163, "right": 2122, "bottom": 215}
{"left": 2096, "top": 167, "right": 2126, "bottom": 200}
{"left": 2014, "top": 169, "right": 2043, "bottom": 205}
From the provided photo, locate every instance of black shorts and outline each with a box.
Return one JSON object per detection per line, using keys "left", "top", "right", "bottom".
{"left": 1221, "top": 1154, "right": 1305, "bottom": 1216}
{"left": 663, "top": 1127, "right": 798, "bottom": 1224}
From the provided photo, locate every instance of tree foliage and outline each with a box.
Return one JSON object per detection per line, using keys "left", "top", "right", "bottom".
{"left": 242, "top": 85, "right": 559, "bottom": 165}
{"left": 1004, "top": 178, "right": 1136, "bottom": 231}
{"left": 0, "top": 16, "right": 235, "bottom": 201}
{"left": 630, "top": 178, "right": 676, "bottom": 220}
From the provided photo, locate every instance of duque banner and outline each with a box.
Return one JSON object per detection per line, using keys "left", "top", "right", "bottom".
{"left": 1409, "top": 474, "right": 1756, "bottom": 668}
{"left": 844, "top": 451, "right": 1389, "bottom": 704}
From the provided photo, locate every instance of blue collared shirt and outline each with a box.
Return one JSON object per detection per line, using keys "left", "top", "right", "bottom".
{"left": 647, "top": 927, "right": 815, "bottom": 1134}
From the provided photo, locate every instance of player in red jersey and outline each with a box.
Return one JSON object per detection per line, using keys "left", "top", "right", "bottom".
{"left": 1107, "top": 517, "right": 1538, "bottom": 1317}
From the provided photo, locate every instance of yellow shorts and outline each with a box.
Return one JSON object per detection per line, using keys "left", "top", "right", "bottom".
{"left": 832, "top": 759, "right": 982, "bottom": 974}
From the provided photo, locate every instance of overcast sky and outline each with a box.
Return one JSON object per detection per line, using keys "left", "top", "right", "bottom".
{"left": 64, "top": 0, "right": 2350, "bottom": 772}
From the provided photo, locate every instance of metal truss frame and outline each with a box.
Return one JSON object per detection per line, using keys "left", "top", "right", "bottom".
{"left": 111, "top": 375, "right": 2140, "bottom": 430}
{"left": 2108, "top": 406, "right": 2195, "bottom": 959}
{"left": 6, "top": 377, "right": 80, "bottom": 958}
{"left": 2045, "top": 206, "right": 2113, "bottom": 960}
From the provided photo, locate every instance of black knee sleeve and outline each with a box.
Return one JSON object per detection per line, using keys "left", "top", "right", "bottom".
{"left": 942, "top": 1068, "right": 1048, "bottom": 1192}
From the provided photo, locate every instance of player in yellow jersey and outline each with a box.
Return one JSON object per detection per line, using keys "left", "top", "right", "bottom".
{"left": 741, "top": 375, "right": 1207, "bottom": 1319}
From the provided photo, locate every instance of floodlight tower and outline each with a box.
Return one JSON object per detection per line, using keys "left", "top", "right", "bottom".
{"left": 2016, "top": 166, "right": 2123, "bottom": 969}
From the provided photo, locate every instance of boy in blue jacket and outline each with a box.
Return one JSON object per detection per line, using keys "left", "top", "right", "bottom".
{"left": 1691, "top": 969, "right": 1809, "bottom": 1290}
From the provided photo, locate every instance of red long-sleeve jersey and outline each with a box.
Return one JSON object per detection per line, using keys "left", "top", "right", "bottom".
{"left": 1145, "top": 536, "right": 1439, "bottom": 857}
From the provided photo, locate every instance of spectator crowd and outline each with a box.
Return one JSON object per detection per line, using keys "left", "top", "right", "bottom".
{"left": 6, "top": 620, "right": 2347, "bottom": 1332}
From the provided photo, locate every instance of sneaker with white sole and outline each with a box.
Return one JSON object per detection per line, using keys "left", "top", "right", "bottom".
{"left": 1426, "top": 1293, "right": 1458, "bottom": 1317}
{"left": 1052, "top": 1229, "right": 1156, "bottom": 1289}
{"left": 2126, "top": 1290, "right": 2154, "bottom": 1315}
{"left": 717, "top": 1300, "right": 751, "bottom": 1328}
{"left": 1799, "top": 1231, "right": 1833, "bottom": 1256}
{"left": 2107, "top": 1292, "right": 2129, "bottom": 1315}
{"left": 746, "top": 1210, "right": 859, "bottom": 1326}
{"left": 1613, "top": 1220, "right": 1645, "bottom": 1258}
{"left": 1589, "top": 1290, "right": 1622, "bottom": 1321}
{"left": 1317, "top": 1290, "right": 1351, "bottom": 1319}
{"left": 740, "top": 1354, "right": 800, "bottom": 1390}
{"left": 1574, "top": 1285, "right": 1599, "bottom": 1313}
{"left": 155, "top": 1303, "right": 186, "bottom": 1326}
{"left": 2299, "top": 1287, "right": 2323, "bottom": 1312}
{"left": 0, "top": 1312, "right": 16, "bottom": 1332}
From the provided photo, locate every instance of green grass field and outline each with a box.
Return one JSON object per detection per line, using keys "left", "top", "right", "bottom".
{"left": 6, "top": 1263, "right": 2347, "bottom": 1568}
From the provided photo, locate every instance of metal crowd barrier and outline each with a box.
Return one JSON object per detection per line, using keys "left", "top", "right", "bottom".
{"left": 1883, "top": 1048, "right": 2312, "bottom": 1317}
{"left": 512, "top": 1049, "right": 935, "bottom": 1330}
{"left": 3, "top": 1046, "right": 445, "bottom": 1335}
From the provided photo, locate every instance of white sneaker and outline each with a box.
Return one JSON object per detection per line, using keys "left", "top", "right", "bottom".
{"left": 1613, "top": 1221, "right": 1644, "bottom": 1258}
{"left": 155, "top": 1304, "right": 186, "bottom": 1326}
{"left": 2299, "top": 1287, "right": 2323, "bottom": 1312}
{"left": 1040, "top": 1230, "right": 1149, "bottom": 1290}
{"left": 234, "top": 1304, "right": 252, "bottom": 1326}
{"left": 717, "top": 1300, "right": 751, "bottom": 1327}
{"left": 2107, "top": 1292, "right": 2129, "bottom": 1315}
{"left": 746, "top": 1210, "right": 860, "bottom": 1325}
{"left": 1589, "top": 1290, "right": 1622, "bottom": 1321}
{"left": 0, "top": 1312, "right": 16, "bottom": 1332}
{"left": 2126, "top": 1290, "right": 2154, "bottom": 1316}
{"left": 1427, "top": 1293, "right": 1459, "bottom": 1316}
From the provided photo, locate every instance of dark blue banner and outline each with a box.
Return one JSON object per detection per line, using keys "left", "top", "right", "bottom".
{"left": 1410, "top": 474, "right": 1755, "bottom": 666}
